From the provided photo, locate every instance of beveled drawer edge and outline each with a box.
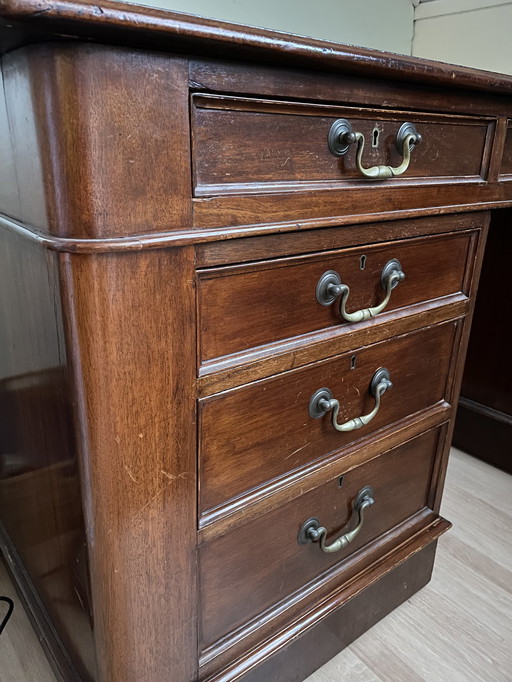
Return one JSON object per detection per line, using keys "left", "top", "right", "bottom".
{"left": 193, "top": 92, "right": 495, "bottom": 122}
{"left": 198, "top": 405, "right": 451, "bottom": 540}
{"left": 197, "top": 228, "right": 473, "bottom": 278}
{"left": 196, "top": 213, "right": 487, "bottom": 268}
{"left": 192, "top": 184, "right": 512, "bottom": 232}
{"left": 194, "top": 176, "right": 486, "bottom": 199}
{"left": 198, "top": 295, "right": 469, "bottom": 396}
{"left": 199, "top": 512, "right": 451, "bottom": 679}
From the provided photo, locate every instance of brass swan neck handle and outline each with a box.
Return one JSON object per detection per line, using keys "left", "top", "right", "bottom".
{"left": 298, "top": 486, "right": 375, "bottom": 554}
{"left": 316, "top": 259, "right": 405, "bottom": 323}
{"left": 309, "top": 367, "right": 393, "bottom": 433}
{"left": 328, "top": 119, "right": 422, "bottom": 180}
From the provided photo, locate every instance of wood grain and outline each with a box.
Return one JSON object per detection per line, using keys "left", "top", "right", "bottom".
{"left": 3, "top": 450, "right": 510, "bottom": 682}
{"left": 0, "top": 0, "right": 512, "bottom": 96}
{"left": 0, "top": 4, "right": 506, "bottom": 681}
{"left": 192, "top": 95, "right": 490, "bottom": 191}
{"left": 198, "top": 231, "right": 472, "bottom": 362}
{"left": 195, "top": 212, "right": 486, "bottom": 267}
{"left": 429, "top": 212, "right": 490, "bottom": 515}
{"left": 192, "top": 179, "right": 512, "bottom": 230}
{"left": 198, "top": 299, "right": 469, "bottom": 397}
{"left": 198, "top": 407, "right": 451, "bottom": 542}
{"left": 199, "top": 427, "right": 441, "bottom": 647}
{"left": 59, "top": 247, "right": 198, "bottom": 682}
{"left": 190, "top": 59, "right": 512, "bottom": 119}
{"left": 1, "top": 44, "right": 192, "bottom": 238}
{"left": 199, "top": 322, "right": 458, "bottom": 514}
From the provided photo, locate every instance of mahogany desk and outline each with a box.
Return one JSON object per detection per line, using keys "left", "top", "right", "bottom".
{"left": 0, "top": 2, "right": 511, "bottom": 680}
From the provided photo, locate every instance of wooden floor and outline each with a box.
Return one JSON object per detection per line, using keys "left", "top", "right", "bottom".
{"left": 0, "top": 448, "right": 511, "bottom": 682}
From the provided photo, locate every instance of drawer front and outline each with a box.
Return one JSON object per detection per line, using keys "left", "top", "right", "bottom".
{"left": 500, "top": 121, "right": 512, "bottom": 176}
{"left": 192, "top": 95, "right": 491, "bottom": 194}
{"left": 199, "top": 426, "right": 441, "bottom": 648}
{"left": 199, "top": 321, "right": 457, "bottom": 515}
{"left": 198, "top": 231, "right": 472, "bottom": 363}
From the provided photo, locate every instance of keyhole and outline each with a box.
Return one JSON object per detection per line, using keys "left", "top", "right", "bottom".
{"left": 338, "top": 476, "right": 344, "bottom": 488}
{"left": 351, "top": 354, "right": 357, "bottom": 370}
{"left": 372, "top": 127, "right": 380, "bottom": 148}
{"left": 360, "top": 254, "right": 367, "bottom": 270}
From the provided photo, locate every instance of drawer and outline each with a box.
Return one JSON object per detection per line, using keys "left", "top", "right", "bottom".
{"left": 199, "top": 426, "right": 442, "bottom": 648}
{"left": 199, "top": 321, "right": 457, "bottom": 516}
{"left": 192, "top": 95, "right": 492, "bottom": 195}
{"left": 500, "top": 120, "right": 512, "bottom": 176}
{"left": 198, "top": 230, "right": 473, "bottom": 364}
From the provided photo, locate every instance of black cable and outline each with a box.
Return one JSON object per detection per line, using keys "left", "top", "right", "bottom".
{"left": 0, "top": 596, "right": 14, "bottom": 635}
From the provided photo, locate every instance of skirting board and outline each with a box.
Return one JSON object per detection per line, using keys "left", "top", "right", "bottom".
{"left": 453, "top": 397, "right": 512, "bottom": 473}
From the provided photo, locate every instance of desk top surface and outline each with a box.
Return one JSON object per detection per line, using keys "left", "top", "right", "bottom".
{"left": 1, "top": 0, "right": 512, "bottom": 95}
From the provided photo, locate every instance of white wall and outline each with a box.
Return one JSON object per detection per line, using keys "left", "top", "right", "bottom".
{"left": 413, "top": 0, "right": 512, "bottom": 74}
{"left": 121, "top": 0, "right": 415, "bottom": 54}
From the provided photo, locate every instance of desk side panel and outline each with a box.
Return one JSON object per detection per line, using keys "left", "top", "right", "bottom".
{"left": 0, "top": 226, "right": 97, "bottom": 680}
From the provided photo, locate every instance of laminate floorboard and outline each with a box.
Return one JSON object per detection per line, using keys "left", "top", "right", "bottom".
{"left": 0, "top": 448, "right": 510, "bottom": 682}
{"left": 307, "top": 448, "right": 512, "bottom": 682}
{"left": 0, "top": 562, "right": 55, "bottom": 681}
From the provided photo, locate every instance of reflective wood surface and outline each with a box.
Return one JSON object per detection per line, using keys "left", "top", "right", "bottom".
{"left": 0, "top": 2, "right": 509, "bottom": 680}
{"left": 2, "top": 449, "right": 510, "bottom": 682}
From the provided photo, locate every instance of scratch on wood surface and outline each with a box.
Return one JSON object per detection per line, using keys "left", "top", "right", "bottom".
{"left": 124, "top": 465, "right": 139, "bottom": 484}
{"left": 135, "top": 481, "right": 173, "bottom": 516}
{"left": 279, "top": 559, "right": 286, "bottom": 593}
{"left": 284, "top": 443, "right": 309, "bottom": 460}
{"left": 132, "top": 471, "right": 189, "bottom": 517}
{"left": 161, "top": 470, "right": 189, "bottom": 481}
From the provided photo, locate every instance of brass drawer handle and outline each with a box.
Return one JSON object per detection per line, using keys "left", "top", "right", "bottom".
{"left": 328, "top": 119, "right": 422, "bottom": 180}
{"left": 316, "top": 259, "right": 405, "bottom": 323}
{"left": 298, "top": 486, "right": 375, "bottom": 553}
{"left": 309, "top": 367, "right": 392, "bottom": 432}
